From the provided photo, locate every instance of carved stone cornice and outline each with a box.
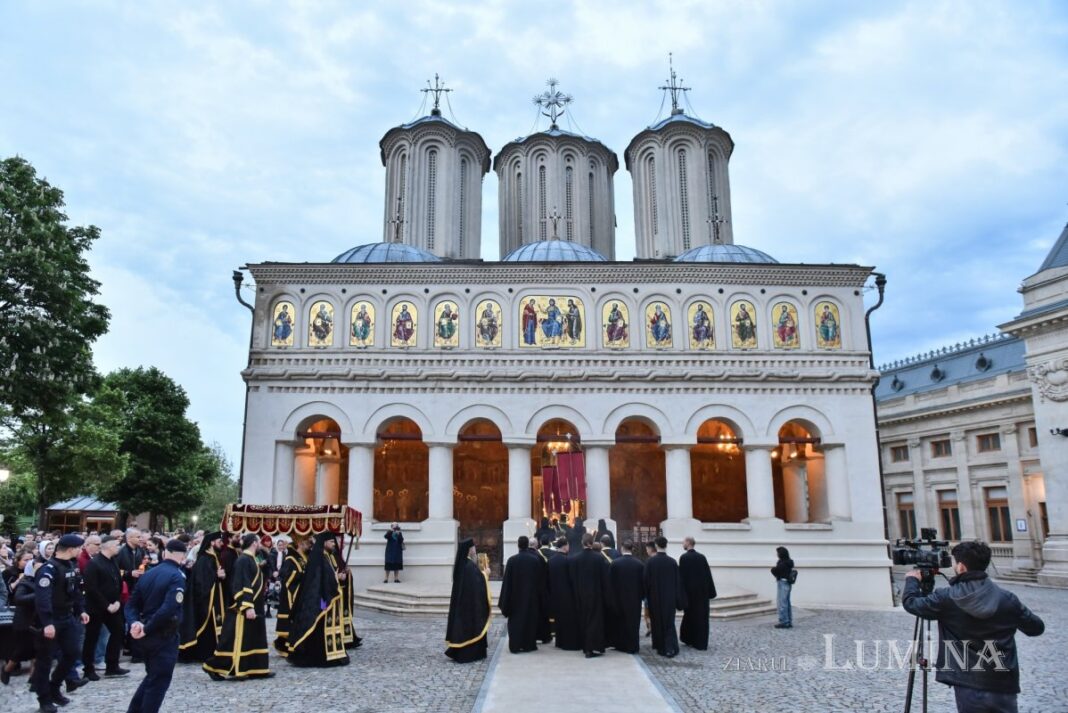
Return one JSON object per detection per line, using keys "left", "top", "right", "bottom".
{"left": 1028, "top": 358, "right": 1068, "bottom": 402}
{"left": 247, "top": 262, "right": 873, "bottom": 288}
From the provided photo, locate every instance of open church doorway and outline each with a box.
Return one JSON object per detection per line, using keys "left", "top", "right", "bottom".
{"left": 454, "top": 419, "right": 508, "bottom": 578}
{"left": 294, "top": 418, "right": 349, "bottom": 505}
{"left": 373, "top": 418, "right": 428, "bottom": 523}
{"left": 531, "top": 419, "right": 586, "bottom": 544}
{"left": 610, "top": 418, "right": 665, "bottom": 559}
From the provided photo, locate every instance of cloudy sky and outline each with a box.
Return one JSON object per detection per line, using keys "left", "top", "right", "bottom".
{"left": 2, "top": 1, "right": 1066, "bottom": 466}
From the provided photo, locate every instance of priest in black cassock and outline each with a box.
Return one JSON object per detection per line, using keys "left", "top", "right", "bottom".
{"left": 325, "top": 536, "right": 362, "bottom": 649}
{"left": 445, "top": 539, "right": 490, "bottom": 663}
{"left": 530, "top": 538, "right": 553, "bottom": 644}
{"left": 644, "top": 536, "right": 687, "bottom": 658}
{"left": 547, "top": 539, "right": 580, "bottom": 651}
{"left": 609, "top": 540, "right": 645, "bottom": 653}
{"left": 568, "top": 533, "right": 612, "bottom": 658}
{"left": 178, "top": 532, "right": 226, "bottom": 663}
{"left": 217, "top": 532, "right": 241, "bottom": 605}
{"left": 286, "top": 533, "right": 350, "bottom": 667}
{"left": 678, "top": 537, "right": 717, "bottom": 651}
{"left": 499, "top": 536, "right": 545, "bottom": 653}
{"left": 273, "top": 535, "right": 310, "bottom": 656}
{"left": 203, "top": 534, "right": 272, "bottom": 680}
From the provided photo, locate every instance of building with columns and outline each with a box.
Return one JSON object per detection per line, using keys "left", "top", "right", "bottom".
{"left": 239, "top": 74, "right": 893, "bottom": 609}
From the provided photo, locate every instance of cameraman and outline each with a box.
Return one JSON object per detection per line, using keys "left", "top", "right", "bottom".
{"left": 902, "top": 540, "right": 1044, "bottom": 713}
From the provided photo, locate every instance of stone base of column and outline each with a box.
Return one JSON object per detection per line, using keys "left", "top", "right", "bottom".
{"left": 1037, "top": 535, "right": 1068, "bottom": 588}
{"left": 503, "top": 518, "right": 537, "bottom": 560}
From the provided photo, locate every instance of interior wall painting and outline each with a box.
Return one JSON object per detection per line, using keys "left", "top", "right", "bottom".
{"left": 601, "top": 301, "right": 630, "bottom": 349}
{"left": 474, "top": 299, "right": 502, "bottom": 349}
{"left": 771, "top": 302, "right": 800, "bottom": 350}
{"left": 391, "top": 302, "right": 418, "bottom": 348}
{"left": 646, "top": 302, "right": 673, "bottom": 349}
{"left": 519, "top": 295, "right": 586, "bottom": 348}
{"left": 308, "top": 300, "right": 334, "bottom": 348}
{"left": 271, "top": 301, "right": 295, "bottom": 347}
{"left": 349, "top": 301, "right": 375, "bottom": 348}
{"left": 433, "top": 300, "right": 460, "bottom": 348}
{"left": 688, "top": 301, "right": 715, "bottom": 350}
{"left": 730, "top": 300, "right": 758, "bottom": 349}
{"left": 816, "top": 301, "right": 842, "bottom": 349}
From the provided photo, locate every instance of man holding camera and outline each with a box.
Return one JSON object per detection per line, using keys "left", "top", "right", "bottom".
{"left": 902, "top": 540, "right": 1045, "bottom": 713}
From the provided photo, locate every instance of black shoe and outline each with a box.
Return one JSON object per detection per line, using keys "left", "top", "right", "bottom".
{"left": 1, "top": 667, "right": 10, "bottom": 685}
{"left": 104, "top": 667, "right": 130, "bottom": 677}
{"left": 50, "top": 685, "right": 71, "bottom": 706}
{"left": 665, "top": 651, "right": 677, "bottom": 659}
{"left": 584, "top": 651, "right": 601, "bottom": 658}
{"left": 65, "top": 678, "right": 88, "bottom": 692}
{"left": 207, "top": 672, "right": 226, "bottom": 682}
{"left": 130, "top": 656, "right": 143, "bottom": 664}
{"left": 37, "top": 701, "right": 58, "bottom": 713}
{"left": 774, "top": 623, "right": 792, "bottom": 629}
{"left": 83, "top": 669, "right": 100, "bottom": 682}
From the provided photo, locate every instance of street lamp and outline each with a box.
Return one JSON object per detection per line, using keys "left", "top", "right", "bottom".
{"left": 191, "top": 514, "right": 199, "bottom": 528}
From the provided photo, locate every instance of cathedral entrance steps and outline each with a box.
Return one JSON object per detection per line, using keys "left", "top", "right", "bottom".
{"left": 995, "top": 567, "right": 1040, "bottom": 584}
{"left": 707, "top": 590, "right": 778, "bottom": 620}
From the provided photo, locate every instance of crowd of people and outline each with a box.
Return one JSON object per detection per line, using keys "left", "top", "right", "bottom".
{"left": 0, "top": 526, "right": 362, "bottom": 713}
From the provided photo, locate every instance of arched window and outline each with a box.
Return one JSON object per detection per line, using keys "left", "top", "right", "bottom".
{"left": 707, "top": 148, "right": 718, "bottom": 218}
{"left": 426, "top": 149, "right": 437, "bottom": 250}
{"left": 588, "top": 169, "right": 595, "bottom": 241}
{"left": 678, "top": 148, "right": 690, "bottom": 251}
{"left": 515, "top": 170, "right": 523, "bottom": 242}
{"left": 458, "top": 158, "right": 468, "bottom": 257}
{"left": 565, "top": 165, "right": 574, "bottom": 241}
{"left": 538, "top": 163, "right": 547, "bottom": 240}
{"left": 396, "top": 152, "right": 407, "bottom": 242}
{"left": 646, "top": 155, "right": 658, "bottom": 236}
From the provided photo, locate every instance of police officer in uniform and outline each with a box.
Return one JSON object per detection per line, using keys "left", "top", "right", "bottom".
{"left": 32, "top": 534, "right": 91, "bottom": 713}
{"left": 124, "top": 539, "right": 187, "bottom": 713}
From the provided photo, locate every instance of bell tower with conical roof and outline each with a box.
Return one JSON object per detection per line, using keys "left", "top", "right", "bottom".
{"left": 378, "top": 76, "right": 491, "bottom": 259}
{"left": 624, "top": 59, "right": 735, "bottom": 259}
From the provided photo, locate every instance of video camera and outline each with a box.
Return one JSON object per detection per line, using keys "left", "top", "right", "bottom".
{"left": 892, "top": 527, "right": 953, "bottom": 594}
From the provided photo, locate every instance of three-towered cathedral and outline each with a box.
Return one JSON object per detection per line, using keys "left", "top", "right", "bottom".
{"left": 240, "top": 69, "right": 893, "bottom": 609}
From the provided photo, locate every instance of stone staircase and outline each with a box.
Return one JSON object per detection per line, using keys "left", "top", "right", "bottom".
{"left": 995, "top": 567, "right": 1040, "bottom": 584}
{"left": 354, "top": 581, "right": 776, "bottom": 621}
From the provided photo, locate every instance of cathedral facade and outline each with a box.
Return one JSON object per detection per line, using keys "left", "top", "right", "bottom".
{"left": 239, "top": 77, "right": 893, "bottom": 608}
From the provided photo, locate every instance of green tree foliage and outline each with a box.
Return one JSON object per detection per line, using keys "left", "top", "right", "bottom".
{"left": 0, "top": 156, "right": 110, "bottom": 421}
{"left": 191, "top": 443, "right": 239, "bottom": 532}
{"left": 0, "top": 449, "right": 36, "bottom": 535}
{"left": 100, "top": 367, "right": 221, "bottom": 527}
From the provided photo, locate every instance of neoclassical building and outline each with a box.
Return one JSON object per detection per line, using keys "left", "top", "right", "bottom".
{"left": 239, "top": 76, "right": 893, "bottom": 608}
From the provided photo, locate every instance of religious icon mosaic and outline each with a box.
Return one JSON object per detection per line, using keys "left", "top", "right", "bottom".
{"left": 308, "top": 300, "right": 334, "bottom": 347}
{"left": 816, "top": 302, "right": 842, "bottom": 349}
{"left": 474, "top": 299, "right": 502, "bottom": 348}
{"left": 519, "top": 295, "right": 586, "bottom": 348}
{"left": 433, "top": 300, "right": 460, "bottom": 348}
{"left": 771, "top": 302, "right": 800, "bottom": 350}
{"left": 391, "top": 302, "right": 418, "bottom": 348}
{"left": 271, "top": 301, "right": 295, "bottom": 347}
{"left": 688, "top": 301, "right": 715, "bottom": 350}
{"left": 646, "top": 303, "right": 673, "bottom": 348}
{"left": 731, "top": 300, "right": 758, "bottom": 349}
{"left": 349, "top": 302, "right": 375, "bottom": 348}
{"left": 601, "top": 301, "right": 629, "bottom": 349}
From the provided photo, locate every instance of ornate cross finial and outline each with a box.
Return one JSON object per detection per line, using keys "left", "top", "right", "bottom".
{"left": 544, "top": 206, "right": 566, "bottom": 240}
{"left": 387, "top": 197, "right": 405, "bottom": 243}
{"left": 659, "top": 53, "right": 690, "bottom": 116}
{"left": 533, "top": 78, "right": 573, "bottom": 129}
{"left": 422, "top": 73, "right": 452, "bottom": 117}
{"left": 706, "top": 194, "right": 728, "bottom": 244}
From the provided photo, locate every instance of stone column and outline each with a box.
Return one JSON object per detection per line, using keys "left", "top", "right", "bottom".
{"left": 583, "top": 444, "right": 611, "bottom": 523}
{"left": 782, "top": 459, "right": 809, "bottom": 523}
{"left": 507, "top": 445, "right": 532, "bottom": 520}
{"left": 272, "top": 441, "right": 296, "bottom": 505}
{"left": 823, "top": 443, "right": 852, "bottom": 521}
{"left": 951, "top": 430, "right": 978, "bottom": 538}
{"left": 1000, "top": 425, "right": 1034, "bottom": 569}
{"left": 427, "top": 443, "right": 455, "bottom": 520}
{"left": 293, "top": 448, "right": 317, "bottom": 506}
{"left": 317, "top": 458, "right": 340, "bottom": 504}
{"left": 664, "top": 446, "right": 693, "bottom": 520}
{"left": 743, "top": 443, "right": 777, "bottom": 520}
{"left": 908, "top": 437, "right": 931, "bottom": 530}
{"left": 345, "top": 443, "right": 375, "bottom": 524}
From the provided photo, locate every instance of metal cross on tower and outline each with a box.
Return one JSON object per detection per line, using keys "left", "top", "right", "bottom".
{"left": 706, "top": 194, "right": 728, "bottom": 244}
{"left": 422, "top": 73, "right": 452, "bottom": 117}
{"left": 659, "top": 53, "right": 691, "bottom": 116}
{"left": 387, "top": 197, "right": 405, "bottom": 243}
{"left": 544, "top": 206, "right": 565, "bottom": 240}
{"left": 533, "top": 78, "right": 573, "bottom": 129}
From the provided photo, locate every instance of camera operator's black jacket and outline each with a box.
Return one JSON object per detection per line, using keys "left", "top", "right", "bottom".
{"left": 902, "top": 571, "right": 1044, "bottom": 694}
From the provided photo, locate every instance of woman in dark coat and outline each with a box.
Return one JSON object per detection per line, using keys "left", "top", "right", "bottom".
{"left": 2, "top": 558, "right": 42, "bottom": 685}
{"left": 445, "top": 539, "right": 490, "bottom": 663}
{"left": 383, "top": 524, "right": 403, "bottom": 583}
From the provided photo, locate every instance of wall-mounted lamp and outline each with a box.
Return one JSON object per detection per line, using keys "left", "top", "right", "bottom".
{"left": 1050, "top": 428, "right": 1068, "bottom": 437}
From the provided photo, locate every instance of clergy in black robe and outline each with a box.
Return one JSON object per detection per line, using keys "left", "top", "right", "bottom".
{"left": 286, "top": 534, "right": 349, "bottom": 667}
{"left": 547, "top": 540, "right": 580, "bottom": 651}
{"left": 568, "top": 533, "right": 612, "bottom": 657}
{"left": 678, "top": 538, "right": 717, "bottom": 651}
{"left": 595, "top": 519, "right": 616, "bottom": 550}
{"left": 644, "top": 537, "right": 687, "bottom": 658}
{"left": 566, "top": 517, "right": 586, "bottom": 553}
{"left": 273, "top": 536, "right": 310, "bottom": 656}
{"left": 499, "top": 536, "right": 546, "bottom": 653}
{"left": 325, "top": 536, "right": 361, "bottom": 649}
{"left": 609, "top": 541, "right": 645, "bottom": 653}
{"left": 203, "top": 534, "right": 272, "bottom": 680}
{"left": 599, "top": 535, "right": 620, "bottom": 560}
{"left": 178, "top": 532, "right": 226, "bottom": 663}
{"left": 216, "top": 532, "right": 240, "bottom": 606}
{"left": 445, "top": 539, "right": 490, "bottom": 663}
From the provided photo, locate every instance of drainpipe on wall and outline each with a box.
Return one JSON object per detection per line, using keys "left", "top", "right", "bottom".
{"left": 232, "top": 269, "right": 255, "bottom": 502}
{"left": 862, "top": 272, "right": 893, "bottom": 600}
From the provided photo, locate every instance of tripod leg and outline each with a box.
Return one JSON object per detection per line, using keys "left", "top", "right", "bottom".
{"left": 903, "top": 616, "right": 921, "bottom": 713}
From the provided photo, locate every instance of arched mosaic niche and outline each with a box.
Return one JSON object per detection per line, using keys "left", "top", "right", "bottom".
{"left": 519, "top": 295, "right": 585, "bottom": 348}
{"left": 602, "top": 301, "right": 630, "bottom": 349}
{"left": 474, "top": 299, "right": 502, "bottom": 348}
{"left": 815, "top": 301, "right": 842, "bottom": 349}
{"left": 771, "top": 301, "right": 800, "bottom": 350}
{"left": 350, "top": 301, "right": 375, "bottom": 348}
{"left": 730, "top": 299, "right": 757, "bottom": 349}
{"left": 432, "top": 300, "right": 460, "bottom": 348}
{"left": 391, "top": 302, "right": 418, "bottom": 348}
{"left": 308, "top": 300, "right": 335, "bottom": 347}
{"left": 687, "top": 301, "right": 715, "bottom": 350}
{"left": 271, "top": 300, "right": 295, "bottom": 347}
{"left": 646, "top": 302, "right": 673, "bottom": 348}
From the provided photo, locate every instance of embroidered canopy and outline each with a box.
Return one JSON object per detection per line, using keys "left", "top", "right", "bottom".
{"left": 220, "top": 504, "right": 362, "bottom": 540}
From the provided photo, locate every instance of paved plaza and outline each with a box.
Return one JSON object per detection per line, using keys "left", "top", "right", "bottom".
{"left": 2, "top": 578, "right": 1063, "bottom": 713}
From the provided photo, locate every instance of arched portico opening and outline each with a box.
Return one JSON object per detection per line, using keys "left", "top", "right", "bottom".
{"left": 610, "top": 419, "right": 665, "bottom": 550}
{"left": 691, "top": 419, "right": 747, "bottom": 522}
{"left": 531, "top": 419, "right": 585, "bottom": 533}
{"left": 374, "top": 418, "right": 429, "bottom": 522}
{"left": 293, "top": 418, "right": 349, "bottom": 505}
{"left": 773, "top": 420, "right": 827, "bottom": 523}
{"left": 454, "top": 419, "right": 508, "bottom": 576}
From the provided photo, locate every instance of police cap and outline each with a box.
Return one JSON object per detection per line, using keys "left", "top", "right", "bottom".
{"left": 56, "top": 534, "right": 85, "bottom": 549}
